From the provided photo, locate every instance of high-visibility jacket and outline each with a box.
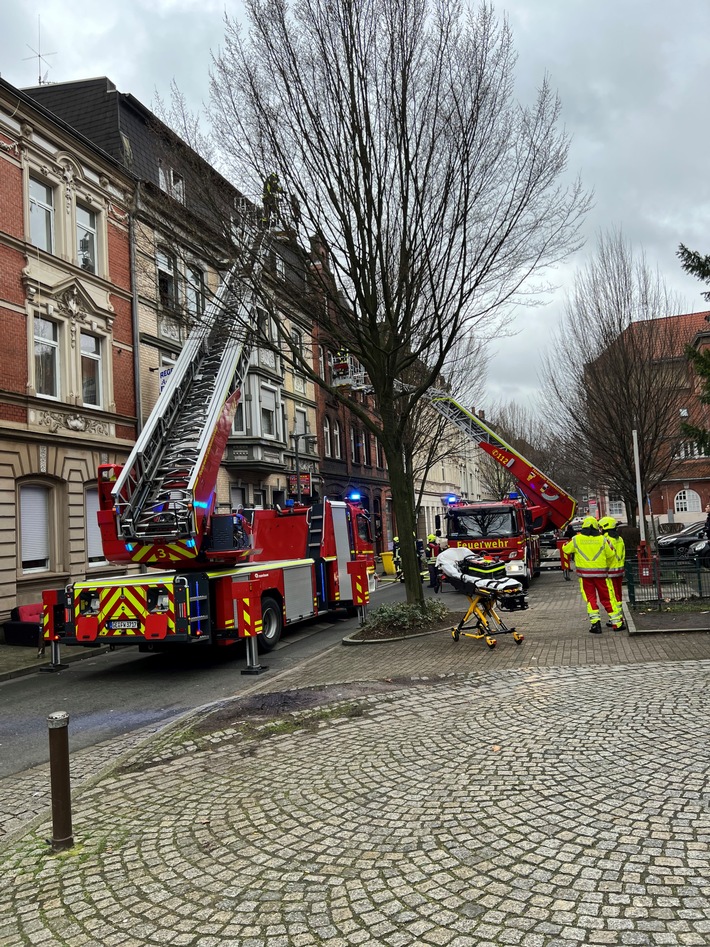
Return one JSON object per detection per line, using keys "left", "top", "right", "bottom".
{"left": 426, "top": 541, "right": 440, "bottom": 564}
{"left": 605, "top": 533, "right": 625, "bottom": 578}
{"left": 562, "top": 531, "right": 614, "bottom": 578}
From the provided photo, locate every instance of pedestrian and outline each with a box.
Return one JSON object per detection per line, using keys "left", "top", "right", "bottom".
{"left": 562, "top": 515, "right": 623, "bottom": 634}
{"left": 425, "top": 533, "right": 440, "bottom": 588}
{"left": 704, "top": 502, "right": 710, "bottom": 539}
{"left": 599, "top": 516, "right": 626, "bottom": 630}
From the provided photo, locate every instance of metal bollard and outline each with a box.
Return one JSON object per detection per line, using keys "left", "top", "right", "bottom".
{"left": 47, "top": 711, "right": 73, "bottom": 851}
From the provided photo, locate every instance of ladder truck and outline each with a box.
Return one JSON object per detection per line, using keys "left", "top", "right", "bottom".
{"left": 331, "top": 362, "right": 575, "bottom": 590}
{"left": 427, "top": 395, "right": 576, "bottom": 590}
{"left": 42, "top": 244, "right": 374, "bottom": 672}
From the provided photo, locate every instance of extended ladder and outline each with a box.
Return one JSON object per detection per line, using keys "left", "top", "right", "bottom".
{"left": 113, "top": 238, "right": 264, "bottom": 544}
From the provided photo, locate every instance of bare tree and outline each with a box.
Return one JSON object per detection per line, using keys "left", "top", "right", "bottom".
{"left": 166, "top": 0, "right": 589, "bottom": 602}
{"left": 541, "top": 231, "right": 686, "bottom": 526}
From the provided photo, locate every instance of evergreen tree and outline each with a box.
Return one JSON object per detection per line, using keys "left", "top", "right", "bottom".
{"left": 678, "top": 244, "right": 710, "bottom": 453}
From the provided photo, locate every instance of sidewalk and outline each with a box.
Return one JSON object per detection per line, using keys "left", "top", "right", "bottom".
{"left": 2, "top": 574, "right": 710, "bottom": 946}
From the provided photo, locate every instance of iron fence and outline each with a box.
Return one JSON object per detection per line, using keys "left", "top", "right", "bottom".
{"left": 625, "top": 555, "right": 710, "bottom": 607}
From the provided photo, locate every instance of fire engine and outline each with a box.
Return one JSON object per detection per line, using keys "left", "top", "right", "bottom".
{"left": 428, "top": 396, "right": 576, "bottom": 590}
{"left": 42, "top": 246, "right": 374, "bottom": 672}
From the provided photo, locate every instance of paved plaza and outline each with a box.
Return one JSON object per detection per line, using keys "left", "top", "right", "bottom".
{"left": 1, "top": 575, "right": 709, "bottom": 946}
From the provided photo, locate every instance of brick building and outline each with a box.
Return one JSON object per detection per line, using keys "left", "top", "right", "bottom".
{"left": 0, "top": 77, "right": 136, "bottom": 616}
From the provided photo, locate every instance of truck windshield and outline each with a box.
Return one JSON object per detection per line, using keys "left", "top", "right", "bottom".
{"left": 449, "top": 510, "right": 518, "bottom": 538}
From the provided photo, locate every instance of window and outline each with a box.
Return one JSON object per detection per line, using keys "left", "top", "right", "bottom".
{"left": 159, "top": 165, "right": 185, "bottom": 203}
{"left": 260, "top": 386, "right": 278, "bottom": 438}
{"left": 324, "top": 416, "right": 332, "bottom": 458}
{"left": 608, "top": 495, "right": 625, "bottom": 518}
{"left": 363, "top": 432, "right": 371, "bottom": 466}
{"left": 275, "top": 253, "right": 285, "bottom": 279}
{"left": 350, "top": 426, "right": 360, "bottom": 464}
{"left": 318, "top": 346, "right": 326, "bottom": 379}
{"left": 376, "top": 439, "right": 384, "bottom": 468}
{"left": 294, "top": 408, "right": 307, "bottom": 436}
{"left": 29, "top": 176, "right": 55, "bottom": 252}
{"left": 333, "top": 420, "right": 342, "bottom": 459}
{"left": 157, "top": 250, "right": 177, "bottom": 309}
{"left": 674, "top": 489, "right": 701, "bottom": 514}
{"left": 19, "top": 484, "right": 51, "bottom": 572}
{"left": 186, "top": 267, "right": 205, "bottom": 317}
{"left": 85, "top": 487, "right": 106, "bottom": 565}
{"left": 253, "top": 490, "right": 265, "bottom": 510}
{"left": 76, "top": 204, "right": 97, "bottom": 273}
{"left": 80, "top": 333, "right": 102, "bottom": 407}
{"left": 232, "top": 399, "right": 245, "bottom": 434}
{"left": 34, "top": 317, "right": 60, "bottom": 399}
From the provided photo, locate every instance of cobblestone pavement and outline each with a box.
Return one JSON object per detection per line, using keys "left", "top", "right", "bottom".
{"left": 3, "top": 575, "right": 710, "bottom": 946}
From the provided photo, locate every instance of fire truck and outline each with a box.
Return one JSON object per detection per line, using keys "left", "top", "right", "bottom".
{"left": 42, "top": 248, "right": 374, "bottom": 671}
{"left": 429, "top": 396, "right": 576, "bottom": 590}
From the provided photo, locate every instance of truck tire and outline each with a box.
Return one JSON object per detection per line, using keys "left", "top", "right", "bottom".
{"left": 258, "top": 594, "right": 283, "bottom": 652}
{"left": 521, "top": 566, "right": 531, "bottom": 591}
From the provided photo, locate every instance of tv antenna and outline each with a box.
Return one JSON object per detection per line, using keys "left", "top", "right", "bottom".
{"left": 23, "top": 15, "right": 56, "bottom": 85}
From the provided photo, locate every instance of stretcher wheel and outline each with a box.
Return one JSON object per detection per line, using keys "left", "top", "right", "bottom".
{"left": 513, "top": 632, "right": 524, "bottom": 644}
{"left": 485, "top": 636, "right": 496, "bottom": 648}
{"left": 452, "top": 627, "right": 460, "bottom": 642}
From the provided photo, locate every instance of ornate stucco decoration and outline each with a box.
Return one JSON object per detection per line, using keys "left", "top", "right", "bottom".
{"left": 36, "top": 409, "right": 110, "bottom": 436}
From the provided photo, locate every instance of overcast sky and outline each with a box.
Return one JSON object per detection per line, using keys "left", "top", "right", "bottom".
{"left": 2, "top": 0, "right": 709, "bottom": 407}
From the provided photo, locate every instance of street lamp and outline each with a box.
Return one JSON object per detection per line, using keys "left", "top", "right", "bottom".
{"left": 291, "top": 432, "right": 318, "bottom": 503}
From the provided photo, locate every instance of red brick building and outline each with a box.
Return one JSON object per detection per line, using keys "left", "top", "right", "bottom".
{"left": 0, "top": 78, "right": 136, "bottom": 615}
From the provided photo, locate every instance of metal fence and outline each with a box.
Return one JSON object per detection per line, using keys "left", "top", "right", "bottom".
{"left": 625, "top": 555, "right": 710, "bottom": 607}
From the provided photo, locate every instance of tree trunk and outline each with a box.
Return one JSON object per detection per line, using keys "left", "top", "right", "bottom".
{"left": 386, "top": 442, "right": 425, "bottom": 606}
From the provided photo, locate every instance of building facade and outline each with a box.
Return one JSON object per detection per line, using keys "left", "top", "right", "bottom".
{"left": 0, "top": 77, "right": 136, "bottom": 616}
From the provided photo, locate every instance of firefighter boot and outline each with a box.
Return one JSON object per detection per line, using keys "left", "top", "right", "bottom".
{"left": 589, "top": 620, "right": 602, "bottom": 634}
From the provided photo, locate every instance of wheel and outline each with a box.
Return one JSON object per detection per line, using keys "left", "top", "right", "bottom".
{"left": 485, "top": 636, "right": 496, "bottom": 648}
{"left": 258, "top": 594, "right": 283, "bottom": 652}
{"left": 452, "top": 627, "right": 460, "bottom": 642}
{"left": 521, "top": 567, "right": 531, "bottom": 591}
{"left": 513, "top": 632, "right": 524, "bottom": 644}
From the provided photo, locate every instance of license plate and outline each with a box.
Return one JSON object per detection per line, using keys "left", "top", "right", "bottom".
{"left": 108, "top": 619, "right": 139, "bottom": 630}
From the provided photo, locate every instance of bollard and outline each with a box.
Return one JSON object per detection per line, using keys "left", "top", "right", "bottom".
{"left": 47, "top": 711, "right": 73, "bottom": 851}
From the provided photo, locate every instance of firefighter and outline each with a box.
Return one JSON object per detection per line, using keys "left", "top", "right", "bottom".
{"left": 599, "top": 516, "right": 626, "bottom": 629}
{"left": 426, "top": 533, "right": 440, "bottom": 588}
{"left": 392, "top": 536, "right": 403, "bottom": 582}
{"left": 562, "top": 515, "right": 622, "bottom": 634}
{"left": 333, "top": 347, "right": 350, "bottom": 378}
{"left": 262, "top": 173, "right": 283, "bottom": 226}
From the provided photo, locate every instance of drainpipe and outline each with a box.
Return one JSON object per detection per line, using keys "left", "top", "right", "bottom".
{"left": 129, "top": 183, "right": 142, "bottom": 434}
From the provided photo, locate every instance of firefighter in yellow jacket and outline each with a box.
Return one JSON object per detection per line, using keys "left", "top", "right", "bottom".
{"left": 599, "top": 516, "right": 626, "bottom": 629}
{"left": 562, "top": 515, "right": 623, "bottom": 634}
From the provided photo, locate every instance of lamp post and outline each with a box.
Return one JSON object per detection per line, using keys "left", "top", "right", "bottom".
{"left": 291, "top": 432, "right": 318, "bottom": 502}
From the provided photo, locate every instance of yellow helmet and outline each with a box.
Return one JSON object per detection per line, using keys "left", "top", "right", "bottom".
{"left": 427, "top": 534, "right": 436, "bottom": 542}
{"left": 393, "top": 536, "right": 399, "bottom": 543}
{"left": 582, "top": 515, "right": 599, "bottom": 529}
{"left": 598, "top": 516, "right": 616, "bottom": 531}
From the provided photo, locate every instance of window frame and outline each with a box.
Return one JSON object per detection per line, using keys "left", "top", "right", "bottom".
{"left": 323, "top": 416, "right": 332, "bottom": 458}
{"left": 29, "top": 174, "right": 55, "bottom": 253}
{"left": 260, "top": 385, "right": 279, "bottom": 439}
{"left": 333, "top": 419, "right": 342, "bottom": 459}
{"left": 33, "top": 315, "right": 61, "bottom": 400}
{"left": 76, "top": 202, "right": 98, "bottom": 274}
{"left": 157, "top": 248, "right": 178, "bottom": 311}
{"left": 18, "top": 482, "right": 53, "bottom": 574}
{"left": 80, "top": 331, "right": 103, "bottom": 408}
{"left": 85, "top": 485, "right": 107, "bottom": 567}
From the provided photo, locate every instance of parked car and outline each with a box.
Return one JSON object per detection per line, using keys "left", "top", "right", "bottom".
{"left": 539, "top": 530, "right": 560, "bottom": 549}
{"left": 656, "top": 521, "right": 707, "bottom": 558}
{"left": 689, "top": 537, "right": 710, "bottom": 569}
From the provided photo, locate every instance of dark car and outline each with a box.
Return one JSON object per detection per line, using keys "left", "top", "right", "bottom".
{"left": 538, "top": 530, "right": 560, "bottom": 549}
{"left": 689, "top": 537, "right": 710, "bottom": 569}
{"left": 656, "top": 521, "right": 707, "bottom": 558}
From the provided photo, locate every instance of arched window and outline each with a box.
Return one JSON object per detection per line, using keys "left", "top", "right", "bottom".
{"left": 324, "top": 416, "right": 332, "bottom": 458}
{"left": 674, "top": 489, "right": 701, "bottom": 513}
{"left": 333, "top": 420, "right": 342, "bottom": 459}
{"left": 19, "top": 483, "right": 52, "bottom": 573}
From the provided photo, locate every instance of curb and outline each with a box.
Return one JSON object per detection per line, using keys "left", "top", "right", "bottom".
{"left": 0, "top": 645, "right": 111, "bottom": 684}
{"left": 623, "top": 601, "right": 709, "bottom": 635}
{"left": 342, "top": 625, "right": 451, "bottom": 646}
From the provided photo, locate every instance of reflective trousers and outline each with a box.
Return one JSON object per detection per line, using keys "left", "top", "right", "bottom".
{"left": 578, "top": 575, "right": 622, "bottom": 628}
{"left": 607, "top": 574, "right": 623, "bottom": 613}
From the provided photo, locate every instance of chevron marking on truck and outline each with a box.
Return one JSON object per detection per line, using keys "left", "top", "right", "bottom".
{"left": 128, "top": 541, "right": 196, "bottom": 564}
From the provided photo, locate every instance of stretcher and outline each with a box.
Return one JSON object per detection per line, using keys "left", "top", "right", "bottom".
{"left": 436, "top": 547, "right": 526, "bottom": 649}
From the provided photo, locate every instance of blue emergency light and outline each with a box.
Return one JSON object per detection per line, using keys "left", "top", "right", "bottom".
{"left": 348, "top": 491, "right": 361, "bottom": 501}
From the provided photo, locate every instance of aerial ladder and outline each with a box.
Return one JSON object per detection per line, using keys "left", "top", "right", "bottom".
{"left": 330, "top": 362, "right": 576, "bottom": 530}
{"left": 98, "top": 232, "right": 265, "bottom": 566}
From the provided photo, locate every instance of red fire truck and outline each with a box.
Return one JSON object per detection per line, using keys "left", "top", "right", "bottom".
{"left": 428, "top": 396, "right": 576, "bottom": 590}
{"left": 42, "top": 249, "right": 374, "bottom": 671}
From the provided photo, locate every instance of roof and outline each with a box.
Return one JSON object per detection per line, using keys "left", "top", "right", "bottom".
{"left": 619, "top": 310, "right": 710, "bottom": 359}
